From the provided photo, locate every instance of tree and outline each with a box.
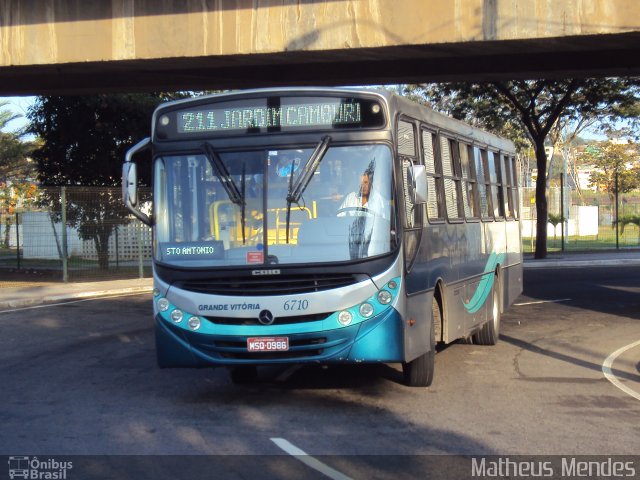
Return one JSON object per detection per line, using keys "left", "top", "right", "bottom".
{"left": 547, "top": 213, "right": 564, "bottom": 242}
{"left": 0, "top": 101, "right": 37, "bottom": 248}
{"left": 0, "top": 104, "right": 35, "bottom": 176}
{"left": 27, "top": 94, "right": 181, "bottom": 269}
{"left": 585, "top": 141, "right": 640, "bottom": 198}
{"left": 405, "top": 79, "right": 640, "bottom": 259}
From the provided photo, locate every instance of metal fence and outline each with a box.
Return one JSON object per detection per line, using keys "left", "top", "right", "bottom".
{"left": 1, "top": 186, "right": 152, "bottom": 283}
{"left": 2, "top": 185, "right": 639, "bottom": 283}
{"left": 521, "top": 186, "right": 640, "bottom": 253}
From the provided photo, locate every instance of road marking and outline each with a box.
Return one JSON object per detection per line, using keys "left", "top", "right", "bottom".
{"left": 270, "top": 438, "right": 352, "bottom": 480}
{"left": 0, "top": 292, "right": 149, "bottom": 315}
{"left": 513, "top": 298, "right": 572, "bottom": 306}
{"left": 602, "top": 339, "right": 640, "bottom": 402}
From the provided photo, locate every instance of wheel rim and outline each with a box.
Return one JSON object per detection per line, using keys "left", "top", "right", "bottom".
{"left": 432, "top": 297, "right": 441, "bottom": 344}
{"left": 493, "top": 286, "right": 500, "bottom": 330}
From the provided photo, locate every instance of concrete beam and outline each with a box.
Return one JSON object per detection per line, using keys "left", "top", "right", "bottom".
{"left": 0, "top": 1, "right": 639, "bottom": 94}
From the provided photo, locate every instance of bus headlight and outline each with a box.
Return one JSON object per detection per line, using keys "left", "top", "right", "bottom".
{"left": 359, "top": 302, "right": 374, "bottom": 318}
{"left": 157, "top": 298, "right": 170, "bottom": 312}
{"left": 338, "top": 310, "right": 353, "bottom": 326}
{"left": 377, "top": 290, "right": 392, "bottom": 305}
{"left": 170, "top": 309, "right": 183, "bottom": 323}
{"left": 387, "top": 280, "right": 397, "bottom": 290}
{"left": 187, "top": 316, "right": 201, "bottom": 331}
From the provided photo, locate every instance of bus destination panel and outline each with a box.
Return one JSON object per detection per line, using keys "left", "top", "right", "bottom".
{"left": 155, "top": 96, "right": 385, "bottom": 139}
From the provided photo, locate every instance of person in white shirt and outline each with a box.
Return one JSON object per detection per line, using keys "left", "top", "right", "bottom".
{"left": 337, "top": 167, "right": 387, "bottom": 219}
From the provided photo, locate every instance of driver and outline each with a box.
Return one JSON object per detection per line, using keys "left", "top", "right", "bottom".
{"left": 337, "top": 163, "right": 386, "bottom": 218}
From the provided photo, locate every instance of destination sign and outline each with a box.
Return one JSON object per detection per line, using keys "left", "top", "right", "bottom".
{"left": 159, "top": 241, "right": 224, "bottom": 260}
{"left": 155, "top": 96, "right": 385, "bottom": 138}
{"left": 179, "top": 101, "right": 361, "bottom": 133}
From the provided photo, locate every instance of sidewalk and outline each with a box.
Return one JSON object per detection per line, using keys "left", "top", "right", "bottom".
{"left": 0, "top": 250, "right": 638, "bottom": 311}
{"left": 0, "top": 278, "right": 152, "bottom": 310}
{"left": 522, "top": 249, "right": 640, "bottom": 269}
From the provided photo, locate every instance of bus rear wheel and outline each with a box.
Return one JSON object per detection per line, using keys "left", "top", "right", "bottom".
{"left": 402, "top": 297, "right": 437, "bottom": 387}
{"left": 472, "top": 274, "right": 501, "bottom": 345}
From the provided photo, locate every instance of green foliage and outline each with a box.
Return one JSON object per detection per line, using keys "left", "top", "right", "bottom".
{"left": 27, "top": 94, "right": 172, "bottom": 187}
{"left": 26, "top": 93, "right": 188, "bottom": 268}
{"left": 547, "top": 212, "right": 565, "bottom": 240}
{"left": 547, "top": 213, "right": 564, "bottom": 227}
{"left": 0, "top": 100, "right": 37, "bottom": 183}
{"left": 403, "top": 78, "right": 640, "bottom": 259}
{"left": 0, "top": 101, "right": 38, "bottom": 248}
{"left": 584, "top": 141, "right": 640, "bottom": 197}
{"left": 401, "top": 83, "right": 530, "bottom": 151}
{"left": 406, "top": 79, "right": 640, "bottom": 152}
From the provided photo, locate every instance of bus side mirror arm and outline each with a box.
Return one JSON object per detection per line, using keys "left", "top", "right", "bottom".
{"left": 122, "top": 137, "right": 152, "bottom": 226}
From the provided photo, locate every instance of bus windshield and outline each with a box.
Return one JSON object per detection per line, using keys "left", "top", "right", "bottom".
{"left": 154, "top": 144, "right": 395, "bottom": 267}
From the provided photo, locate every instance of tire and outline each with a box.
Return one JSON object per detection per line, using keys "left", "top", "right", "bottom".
{"left": 472, "top": 274, "right": 501, "bottom": 346}
{"left": 402, "top": 296, "right": 438, "bottom": 387}
{"left": 229, "top": 365, "right": 258, "bottom": 384}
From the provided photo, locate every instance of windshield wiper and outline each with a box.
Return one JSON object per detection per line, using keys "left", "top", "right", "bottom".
{"left": 201, "top": 143, "right": 247, "bottom": 244}
{"left": 284, "top": 135, "right": 331, "bottom": 243}
{"left": 201, "top": 143, "right": 243, "bottom": 205}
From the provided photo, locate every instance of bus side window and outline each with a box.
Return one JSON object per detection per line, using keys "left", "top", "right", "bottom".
{"left": 486, "top": 151, "right": 502, "bottom": 219}
{"left": 422, "top": 129, "right": 444, "bottom": 221}
{"left": 511, "top": 156, "right": 520, "bottom": 219}
{"left": 475, "top": 147, "right": 491, "bottom": 220}
{"left": 459, "top": 142, "right": 479, "bottom": 219}
{"left": 502, "top": 154, "right": 514, "bottom": 219}
{"left": 398, "top": 120, "right": 421, "bottom": 229}
{"left": 439, "top": 136, "right": 463, "bottom": 221}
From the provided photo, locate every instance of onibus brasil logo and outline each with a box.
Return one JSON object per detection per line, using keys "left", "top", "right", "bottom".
{"left": 8, "top": 456, "right": 72, "bottom": 479}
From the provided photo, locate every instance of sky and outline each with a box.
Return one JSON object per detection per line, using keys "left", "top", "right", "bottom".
{"left": 0, "top": 96, "right": 36, "bottom": 133}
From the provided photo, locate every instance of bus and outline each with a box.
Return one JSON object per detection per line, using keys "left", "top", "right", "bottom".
{"left": 122, "top": 87, "right": 523, "bottom": 387}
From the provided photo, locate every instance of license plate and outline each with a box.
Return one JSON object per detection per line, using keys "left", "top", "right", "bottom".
{"left": 247, "top": 337, "right": 289, "bottom": 352}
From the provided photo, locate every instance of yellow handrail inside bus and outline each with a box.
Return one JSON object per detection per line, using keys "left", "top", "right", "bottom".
{"left": 210, "top": 200, "right": 316, "bottom": 246}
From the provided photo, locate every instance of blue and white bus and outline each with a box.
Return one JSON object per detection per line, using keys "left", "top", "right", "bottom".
{"left": 123, "top": 88, "right": 522, "bottom": 386}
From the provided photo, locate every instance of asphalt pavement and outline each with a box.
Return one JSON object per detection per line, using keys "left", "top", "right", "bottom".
{"left": 1, "top": 264, "right": 639, "bottom": 461}
{"left": 0, "top": 250, "right": 638, "bottom": 310}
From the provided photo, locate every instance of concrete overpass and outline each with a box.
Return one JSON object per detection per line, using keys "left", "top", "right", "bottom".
{"left": 0, "top": 0, "right": 639, "bottom": 95}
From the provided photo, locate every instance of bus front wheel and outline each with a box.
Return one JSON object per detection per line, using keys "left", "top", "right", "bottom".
{"left": 402, "top": 297, "right": 437, "bottom": 387}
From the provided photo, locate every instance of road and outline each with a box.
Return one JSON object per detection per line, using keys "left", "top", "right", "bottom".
{"left": 1, "top": 265, "right": 639, "bottom": 478}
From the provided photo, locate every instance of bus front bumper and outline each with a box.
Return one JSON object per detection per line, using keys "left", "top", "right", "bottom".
{"left": 154, "top": 308, "right": 405, "bottom": 368}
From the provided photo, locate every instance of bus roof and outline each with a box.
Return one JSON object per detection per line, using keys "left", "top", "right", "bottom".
{"left": 153, "top": 87, "right": 516, "bottom": 153}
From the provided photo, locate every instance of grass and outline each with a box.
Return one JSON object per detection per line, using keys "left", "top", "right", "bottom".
{"left": 523, "top": 225, "right": 640, "bottom": 253}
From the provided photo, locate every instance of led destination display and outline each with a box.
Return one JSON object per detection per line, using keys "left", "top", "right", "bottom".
{"left": 158, "top": 96, "right": 385, "bottom": 138}
{"left": 179, "top": 101, "right": 361, "bottom": 133}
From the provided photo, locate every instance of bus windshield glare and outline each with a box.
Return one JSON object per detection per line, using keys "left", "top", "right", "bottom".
{"left": 153, "top": 144, "right": 395, "bottom": 267}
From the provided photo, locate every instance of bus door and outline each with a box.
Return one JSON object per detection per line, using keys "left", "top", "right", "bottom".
{"left": 397, "top": 118, "right": 430, "bottom": 359}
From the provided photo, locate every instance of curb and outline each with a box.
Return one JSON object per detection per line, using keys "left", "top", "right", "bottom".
{"left": 0, "top": 286, "right": 153, "bottom": 311}
{"left": 524, "top": 259, "right": 640, "bottom": 269}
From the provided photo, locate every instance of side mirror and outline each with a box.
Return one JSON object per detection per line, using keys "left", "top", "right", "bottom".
{"left": 122, "top": 162, "right": 138, "bottom": 207}
{"left": 412, "top": 164, "right": 428, "bottom": 205}
{"left": 406, "top": 165, "right": 416, "bottom": 204}
{"left": 122, "top": 137, "right": 152, "bottom": 226}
